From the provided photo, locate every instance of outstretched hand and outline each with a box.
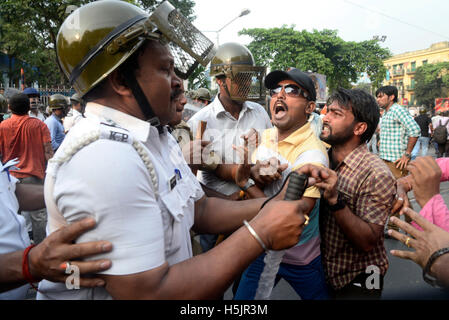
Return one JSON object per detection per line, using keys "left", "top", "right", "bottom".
{"left": 295, "top": 164, "right": 338, "bottom": 204}
{"left": 28, "top": 217, "right": 113, "bottom": 288}
{"left": 391, "top": 176, "right": 412, "bottom": 215}
{"left": 394, "top": 154, "right": 410, "bottom": 171}
{"left": 233, "top": 135, "right": 252, "bottom": 189}
{"left": 250, "top": 198, "right": 307, "bottom": 251}
{"left": 388, "top": 207, "right": 449, "bottom": 270}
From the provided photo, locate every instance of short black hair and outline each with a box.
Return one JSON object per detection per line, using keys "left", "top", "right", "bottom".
{"left": 9, "top": 93, "right": 30, "bottom": 115}
{"left": 375, "top": 85, "right": 398, "bottom": 103}
{"left": 327, "top": 88, "right": 380, "bottom": 144}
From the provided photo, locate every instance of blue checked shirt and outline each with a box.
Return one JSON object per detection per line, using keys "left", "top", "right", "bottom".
{"left": 379, "top": 103, "right": 420, "bottom": 162}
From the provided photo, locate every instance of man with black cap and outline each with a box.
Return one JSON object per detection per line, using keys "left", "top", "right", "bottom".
{"left": 233, "top": 68, "right": 330, "bottom": 300}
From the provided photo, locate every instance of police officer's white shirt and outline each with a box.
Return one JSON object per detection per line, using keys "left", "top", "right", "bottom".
{"left": 63, "top": 108, "right": 83, "bottom": 132}
{"left": 28, "top": 109, "right": 46, "bottom": 122}
{"left": 37, "top": 102, "right": 204, "bottom": 300}
{"left": 187, "top": 97, "right": 272, "bottom": 195}
{"left": 0, "top": 160, "right": 31, "bottom": 300}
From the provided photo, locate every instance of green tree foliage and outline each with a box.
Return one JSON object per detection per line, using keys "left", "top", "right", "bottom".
{"left": 0, "top": 0, "right": 196, "bottom": 87}
{"left": 352, "top": 82, "right": 373, "bottom": 95}
{"left": 239, "top": 26, "right": 391, "bottom": 92}
{"left": 187, "top": 65, "right": 210, "bottom": 90}
{"left": 415, "top": 62, "right": 449, "bottom": 108}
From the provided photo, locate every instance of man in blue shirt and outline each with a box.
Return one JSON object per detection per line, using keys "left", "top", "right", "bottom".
{"left": 44, "top": 94, "right": 68, "bottom": 151}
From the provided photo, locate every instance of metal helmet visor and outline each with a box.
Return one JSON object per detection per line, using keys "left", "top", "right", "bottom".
{"left": 67, "top": 1, "right": 216, "bottom": 93}
{"left": 149, "top": 1, "right": 217, "bottom": 79}
{"left": 223, "top": 65, "right": 266, "bottom": 102}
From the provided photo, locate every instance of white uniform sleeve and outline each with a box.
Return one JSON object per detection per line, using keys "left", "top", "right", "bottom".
{"left": 53, "top": 139, "right": 165, "bottom": 275}
{"left": 262, "top": 107, "right": 272, "bottom": 129}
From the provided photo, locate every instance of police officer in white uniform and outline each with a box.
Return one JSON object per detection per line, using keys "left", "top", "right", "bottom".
{"left": 37, "top": 1, "right": 309, "bottom": 300}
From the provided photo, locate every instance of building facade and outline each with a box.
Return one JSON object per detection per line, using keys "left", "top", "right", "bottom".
{"left": 383, "top": 41, "right": 449, "bottom": 107}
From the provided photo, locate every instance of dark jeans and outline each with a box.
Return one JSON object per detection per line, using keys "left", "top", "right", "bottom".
{"left": 437, "top": 141, "right": 449, "bottom": 158}
{"left": 234, "top": 254, "right": 330, "bottom": 300}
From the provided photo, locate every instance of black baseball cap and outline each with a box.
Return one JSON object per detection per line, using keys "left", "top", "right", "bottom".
{"left": 265, "top": 68, "right": 316, "bottom": 101}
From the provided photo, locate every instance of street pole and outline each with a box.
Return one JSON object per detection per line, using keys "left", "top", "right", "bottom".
{"left": 203, "top": 8, "right": 250, "bottom": 47}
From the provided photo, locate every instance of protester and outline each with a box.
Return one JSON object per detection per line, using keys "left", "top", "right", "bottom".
{"left": 44, "top": 94, "right": 68, "bottom": 151}
{"left": 232, "top": 68, "right": 330, "bottom": 300}
{"left": 392, "top": 156, "right": 449, "bottom": 232}
{"left": 411, "top": 108, "right": 432, "bottom": 160}
{"left": 376, "top": 85, "right": 420, "bottom": 232}
{"left": 388, "top": 207, "right": 449, "bottom": 289}
{"left": 377, "top": 85, "right": 420, "bottom": 177}
{"left": 0, "top": 158, "right": 112, "bottom": 299}
{"left": 312, "top": 88, "right": 396, "bottom": 299}
{"left": 431, "top": 110, "right": 449, "bottom": 158}
{"left": 37, "top": 1, "right": 308, "bottom": 300}
{"left": 0, "top": 93, "right": 53, "bottom": 244}
{"left": 430, "top": 111, "right": 443, "bottom": 155}
{"left": 2, "top": 88, "right": 21, "bottom": 121}
{"left": 187, "top": 42, "right": 272, "bottom": 253}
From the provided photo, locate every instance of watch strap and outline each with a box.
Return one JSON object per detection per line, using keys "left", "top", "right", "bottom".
{"left": 328, "top": 192, "right": 346, "bottom": 212}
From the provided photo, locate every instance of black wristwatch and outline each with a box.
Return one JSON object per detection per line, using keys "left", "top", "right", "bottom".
{"left": 328, "top": 192, "right": 346, "bottom": 212}
{"left": 404, "top": 152, "right": 411, "bottom": 159}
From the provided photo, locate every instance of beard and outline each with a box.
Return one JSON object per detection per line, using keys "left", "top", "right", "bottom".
{"left": 320, "top": 122, "right": 356, "bottom": 146}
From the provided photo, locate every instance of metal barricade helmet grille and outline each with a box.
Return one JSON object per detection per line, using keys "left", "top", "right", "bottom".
{"left": 210, "top": 42, "right": 265, "bottom": 102}
{"left": 56, "top": 0, "right": 216, "bottom": 98}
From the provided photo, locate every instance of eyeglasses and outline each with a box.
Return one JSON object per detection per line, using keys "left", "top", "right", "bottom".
{"left": 269, "top": 84, "right": 309, "bottom": 100}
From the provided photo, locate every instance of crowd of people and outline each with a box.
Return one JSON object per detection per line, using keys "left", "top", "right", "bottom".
{"left": 0, "top": 0, "right": 448, "bottom": 301}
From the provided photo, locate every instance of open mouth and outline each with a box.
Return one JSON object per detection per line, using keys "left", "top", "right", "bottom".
{"left": 273, "top": 101, "right": 288, "bottom": 119}
{"left": 321, "top": 124, "right": 331, "bottom": 135}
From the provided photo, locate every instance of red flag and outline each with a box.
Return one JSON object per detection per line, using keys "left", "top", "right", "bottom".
{"left": 20, "top": 68, "right": 25, "bottom": 90}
